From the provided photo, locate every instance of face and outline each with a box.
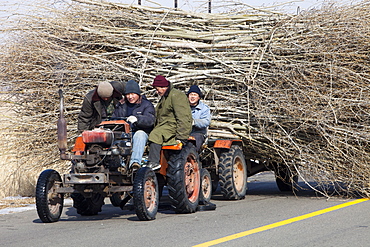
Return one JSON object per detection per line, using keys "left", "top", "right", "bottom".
{"left": 101, "top": 96, "right": 111, "bottom": 101}
{"left": 188, "top": 92, "right": 200, "bottom": 106}
{"left": 125, "top": 93, "right": 140, "bottom": 104}
{"left": 154, "top": 86, "right": 168, "bottom": 97}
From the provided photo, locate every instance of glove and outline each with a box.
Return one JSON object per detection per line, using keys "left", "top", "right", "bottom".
{"left": 127, "top": 115, "right": 137, "bottom": 124}
{"left": 176, "top": 139, "right": 188, "bottom": 146}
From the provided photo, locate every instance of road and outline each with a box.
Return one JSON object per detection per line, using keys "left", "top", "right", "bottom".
{"left": 1, "top": 171, "right": 369, "bottom": 247}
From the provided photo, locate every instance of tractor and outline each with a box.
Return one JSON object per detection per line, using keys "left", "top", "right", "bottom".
{"left": 35, "top": 90, "right": 212, "bottom": 223}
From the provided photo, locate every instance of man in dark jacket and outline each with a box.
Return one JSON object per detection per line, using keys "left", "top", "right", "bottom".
{"left": 112, "top": 80, "right": 155, "bottom": 170}
{"left": 77, "top": 81, "right": 124, "bottom": 132}
{"left": 147, "top": 75, "right": 192, "bottom": 170}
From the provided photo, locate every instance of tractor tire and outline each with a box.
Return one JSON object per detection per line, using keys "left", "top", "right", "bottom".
{"left": 133, "top": 167, "right": 159, "bottom": 221}
{"left": 275, "top": 164, "right": 298, "bottom": 192}
{"left": 71, "top": 192, "right": 105, "bottom": 216}
{"left": 167, "top": 143, "right": 201, "bottom": 213}
{"left": 218, "top": 145, "right": 247, "bottom": 200}
{"left": 36, "top": 169, "right": 64, "bottom": 223}
{"left": 110, "top": 192, "right": 128, "bottom": 207}
{"left": 199, "top": 168, "right": 212, "bottom": 205}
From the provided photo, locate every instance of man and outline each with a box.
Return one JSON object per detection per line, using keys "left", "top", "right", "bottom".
{"left": 112, "top": 80, "right": 155, "bottom": 170}
{"left": 147, "top": 75, "right": 192, "bottom": 170}
{"left": 187, "top": 85, "right": 211, "bottom": 151}
{"left": 77, "top": 81, "right": 124, "bottom": 132}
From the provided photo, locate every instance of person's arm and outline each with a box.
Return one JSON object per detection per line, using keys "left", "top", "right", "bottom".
{"left": 193, "top": 104, "right": 211, "bottom": 129}
{"left": 172, "top": 90, "right": 192, "bottom": 140}
{"left": 77, "top": 96, "right": 93, "bottom": 131}
{"left": 112, "top": 102, "right": 126, "bottom": 118}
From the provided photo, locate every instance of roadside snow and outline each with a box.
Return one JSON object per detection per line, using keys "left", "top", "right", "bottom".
{"left": 0, "top": 204, "right": 36, "bottom": 215}
{"left": 0, "top": 197, "right": 73, "bottom": 215}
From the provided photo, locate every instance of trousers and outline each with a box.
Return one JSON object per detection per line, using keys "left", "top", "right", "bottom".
{"left": 130, "top": 130, "right": 148, "bottom": 166}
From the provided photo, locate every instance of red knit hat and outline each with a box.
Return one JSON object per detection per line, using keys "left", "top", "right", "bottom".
{"left": 152, "top": 75, "right": 169, "bottom": 87}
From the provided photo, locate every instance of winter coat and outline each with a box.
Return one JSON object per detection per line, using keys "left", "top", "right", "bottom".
{"left": 149, "top": 83, "right": 192, "bottom": 146}
{"left": 77, "top": 87, "right": 122, "bottom": 132}
{"left": 191, "top": 100, "right": 211, "bottom": 135}
{"left": 112, "top": 95, "right": 155, "bottom": 134}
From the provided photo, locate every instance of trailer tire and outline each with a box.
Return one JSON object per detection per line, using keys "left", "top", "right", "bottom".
{"left": 218, "top": 145, "right": 247, "bottom": 200}
{"left": 71, "top": 192, "right": 105, "bottom": 216}
{"left": 133, "top": 167, "right": 159, "bottom": 221}
{"left": 275, "top": 164, "right": 298, "bottom": 192}
{"left": 36, "top": 169, "right": 64, "bottom": 223}
{"left": 210, "top": 171, "right": 219, "bottom": 193}
{"left": 167, "top": 143, "right": 200, "bottom": 213}
{"left": 199, "top": 168, "right": 212, "bottom": 205}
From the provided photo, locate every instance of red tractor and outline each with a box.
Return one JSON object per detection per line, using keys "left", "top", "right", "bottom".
{"left": 35, "top": 90, "right": 211, "bottom": 223}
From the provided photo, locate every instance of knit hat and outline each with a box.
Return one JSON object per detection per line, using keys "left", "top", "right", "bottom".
{"left": 97, "top": 81, "right": 114, "bottom": 98}
{"left": 187, "top": 85, "right": 203, "bottom": 98}
{"left": 152, "top": 75, "right": 169, "bottom": 87}
{"left": 125, "top": 80, "right": 141, "bottom": 95}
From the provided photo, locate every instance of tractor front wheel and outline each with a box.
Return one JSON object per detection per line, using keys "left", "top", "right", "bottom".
{"left": 133, "top": 167, "right": 159, "bottom": 221}
{"left": 35, "top": 169, "right": 64, "bottom": 223}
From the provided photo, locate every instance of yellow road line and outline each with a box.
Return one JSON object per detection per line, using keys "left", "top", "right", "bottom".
{"left": 193, "top": 198, "right": 369, "bottom": 247}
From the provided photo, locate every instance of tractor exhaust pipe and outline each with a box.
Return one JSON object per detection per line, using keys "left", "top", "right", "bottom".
{"left": 57, "top": 89, "right": 68, "bottom": 155}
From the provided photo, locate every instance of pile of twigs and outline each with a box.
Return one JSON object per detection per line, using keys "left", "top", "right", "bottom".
{"left": 0, "top": 0, "right": 369, "bottom": 197}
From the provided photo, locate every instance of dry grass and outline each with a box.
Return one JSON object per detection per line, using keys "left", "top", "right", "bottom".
{"left": 0, "top": 197, "right": 35, "bottom": 211}
{"left": 0, "top": 0, "right": 369, "bottom": 198}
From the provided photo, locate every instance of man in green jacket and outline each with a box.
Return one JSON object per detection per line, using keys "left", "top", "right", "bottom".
{"left": 147, "top": 75, "right": 192, "bottom": 170}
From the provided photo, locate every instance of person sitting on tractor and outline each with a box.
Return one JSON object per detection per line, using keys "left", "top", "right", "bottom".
{"left": 147, "top": 75, "right": 192, "bottom": 170}
{"left": 112, "top": 80, "right": 155, "bottom": 171}
{"left": 187, "top": 85, "right": 211, "bottom": 151}
{"left": 77, "top": 81, "right": 124, "bottom": 132}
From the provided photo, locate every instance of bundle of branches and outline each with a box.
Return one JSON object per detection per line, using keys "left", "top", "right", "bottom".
{"left": 0, "top": 0, "right": 369, "bottom": 197}
{"left": 254, "top": 1, "right": 370, "bottom": 196}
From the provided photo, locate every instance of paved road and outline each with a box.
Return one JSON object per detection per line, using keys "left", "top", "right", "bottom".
{"left": 1, "top": 172, "right": 369, "bottom": 247}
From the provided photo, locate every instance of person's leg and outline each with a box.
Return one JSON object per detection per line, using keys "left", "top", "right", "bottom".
{"left": 147, "top": 142, "right": 162, "bottom": 169}
{"left": 192, "top": 132, "right": 205, "bottom": 151}
{"left": 130, "top": 130, "right": 148, "bottom": 167}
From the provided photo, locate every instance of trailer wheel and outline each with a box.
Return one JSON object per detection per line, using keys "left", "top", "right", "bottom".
{"left": 71, "top": 192, "right": 105, "bottom": 216}
{"left": 133, "top": 167, "right": 159, "bottom": 221}
{"left": 36, "top": 169, "right": 64, "bottom": 223}
{"left": 218, "top": 145, "right": 247, "bottom": 200}
{"left": 110, "top": 192, "right": 128, "bottom": 207}
{"left": 167, "top": 143, "right": 200, "bottom": 213}
{"left": 275, "top": 164, "right": 298, "bottom": 192}
{"left": 210, "top": 171, "right": 219, "bottom": 193}
{"left": 199, "top": 168, "right": 212, "bottom": 205}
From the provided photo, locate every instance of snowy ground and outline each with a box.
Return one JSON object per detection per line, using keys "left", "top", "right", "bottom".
{"left": 0, "top": 196, "right": 73, "bottom": 215}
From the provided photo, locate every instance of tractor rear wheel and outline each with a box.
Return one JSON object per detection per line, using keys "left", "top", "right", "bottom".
{"left": 133, "top": 167, "right": 159, "bottom": 221}
{"left": 71, "top": 192, "right": 105, "bottom": 216}
{"left": 167, "top": 143, "right": 200, "bottom": 213}
{"left": 218, "top": 145, "right": 247, "bottom": 200}
{"left": 36, "top": 169, "right": 64, "bottom": 223}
